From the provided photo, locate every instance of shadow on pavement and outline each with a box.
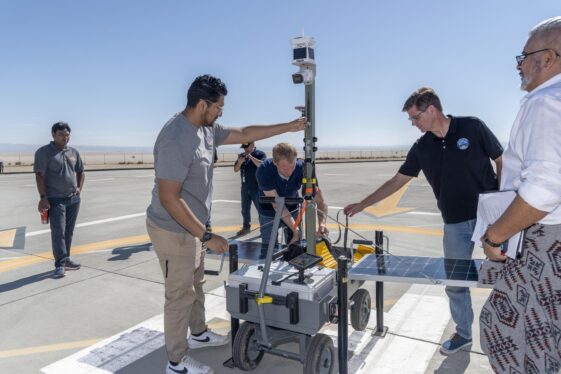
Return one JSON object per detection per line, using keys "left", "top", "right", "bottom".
{"left": 0, "top": 270, "right": 54, "bottom": 292}
{"left": 435, "top": 349, "right": 471, "bottom": 373}
{"left": 108, "top": 243, "right": 152, "bottom": 261}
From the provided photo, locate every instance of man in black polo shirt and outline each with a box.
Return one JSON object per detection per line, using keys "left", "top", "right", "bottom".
{"left": 233, "top": 141, "right": 267, "bottom": 236}
{"left": 34, "top": 122, "right": 85, "bottom": 278}
{"left": 344, "top": 87, "right": 503, "bottom": 355}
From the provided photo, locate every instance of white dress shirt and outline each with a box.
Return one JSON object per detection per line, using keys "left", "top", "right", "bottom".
{"left": 501, "top": 73, "right": 561, "bottom": 224}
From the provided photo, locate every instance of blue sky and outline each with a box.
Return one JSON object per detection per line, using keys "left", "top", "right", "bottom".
{"left": 1, "top": 1, "right": 559, "bottom": 149}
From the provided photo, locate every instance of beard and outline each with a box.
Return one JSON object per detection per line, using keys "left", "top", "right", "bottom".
{"left": 520, "top": 60, "right": 541, "bottom": 91}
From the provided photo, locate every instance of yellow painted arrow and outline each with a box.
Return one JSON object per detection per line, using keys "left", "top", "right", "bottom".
{"left": 364, "top": 181, "right": 415, "bottom": 217}
{"left": 0, "top": 228, "right": 17, "bottom": 248}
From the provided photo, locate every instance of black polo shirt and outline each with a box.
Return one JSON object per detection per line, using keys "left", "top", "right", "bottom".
{"left": 398, "top": 116, "right": 503, "bottom": 224}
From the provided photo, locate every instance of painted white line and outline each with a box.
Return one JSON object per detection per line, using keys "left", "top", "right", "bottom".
{"left": 350, "top": 284, "right": 450, "bottom": 373}
{"left": 42, "top": 284, "right": 449, "bottom": 374}
{"left": 328, "top": 205, "right": 344, "bottom": 210}
{"left": 406, "top": 211, "right": 440, "bottom": 216}
{"left": 23, "top": 184, "right": 36, "bottom": 187}
{"left": 0, "top": 257, "right": 25, "bottom": 261}
{"left": 24, "top": 200, "right": 242, "bottom": 238}
{"left": 25, "top": 213, "right": 147, "bottom": 237}
{"left": 134, "top": 174, "right": 153, "bottom": 178}
{"left": 41, "top": 291, "right": 230, "bottom": 374}
{"left": 87, "top": 178, "right": 115, "bottom": 182}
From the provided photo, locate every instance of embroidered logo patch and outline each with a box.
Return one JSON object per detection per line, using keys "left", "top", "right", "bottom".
{"left": 457, "top": 138, "right": 470, "bottom": 150}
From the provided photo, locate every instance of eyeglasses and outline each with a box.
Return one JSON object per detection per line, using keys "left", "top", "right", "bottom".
{"left": 204, "top": 99, "right": 224, "bottom": 113}
{"left": 408, "top": 109, "right": 426, "bottom": 122}
{"left": 515, "top": 48, "right": 561, "bottom": 65}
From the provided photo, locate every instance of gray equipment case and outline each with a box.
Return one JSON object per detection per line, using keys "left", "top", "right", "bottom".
{"left": 226, "top": 261, "right": 336, "bottom": 335}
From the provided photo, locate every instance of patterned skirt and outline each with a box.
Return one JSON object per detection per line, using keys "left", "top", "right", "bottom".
{"left": 480, "top": 223, "right": 561, "bottom": 373}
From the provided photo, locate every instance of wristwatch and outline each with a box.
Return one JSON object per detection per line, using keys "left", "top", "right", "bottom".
{"left": 483, "top": 231, "right": 503, "bottom": 248}
{"left": 40, "top": 194, "right": 46, "bottom": 199}
{"left": 201, "top": 231, "right": 212, "bottom": 243}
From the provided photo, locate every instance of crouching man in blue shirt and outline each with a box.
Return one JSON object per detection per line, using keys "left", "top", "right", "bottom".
{"left": 255, "top": 142, "right": 329, "bottom": 257}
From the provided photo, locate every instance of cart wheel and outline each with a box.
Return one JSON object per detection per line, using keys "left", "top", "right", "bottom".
{"left": 232, "top": 322, "right": 264, "bottom": 371}
{"left": 303, "top": 333, "right": 335, "bottom": 374}
{"left": 350, "top": 288, "right": 371, "bottom": 331}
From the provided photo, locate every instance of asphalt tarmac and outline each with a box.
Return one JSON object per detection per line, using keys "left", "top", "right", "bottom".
{"left": 0, "top": 161, "right": 493, "bottom": 373}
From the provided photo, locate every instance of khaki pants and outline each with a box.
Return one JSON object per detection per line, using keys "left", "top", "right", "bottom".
{"left": 146, "top": 218, "right": 207, "bottom": 362}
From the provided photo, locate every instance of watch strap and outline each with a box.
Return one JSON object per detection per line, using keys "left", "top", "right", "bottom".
{"left": 483, "top": 234, "right": 503, "bottom": 248}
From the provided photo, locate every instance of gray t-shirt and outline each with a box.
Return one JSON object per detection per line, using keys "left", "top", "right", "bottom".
{"left": 33, "top": 142, "right": 84, "bottom": 198}
{"left": 146, "top": 113, "right": 230, "bottom": 233}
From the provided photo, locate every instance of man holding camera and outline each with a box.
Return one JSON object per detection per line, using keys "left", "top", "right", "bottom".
{"left": 234, "top": 141, "right": 266, "bottom": 236}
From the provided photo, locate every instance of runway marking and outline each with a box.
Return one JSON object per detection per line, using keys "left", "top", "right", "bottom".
{"left": 41, "top": 286, "right": 447, "bottom": 374}
{"left": 0, "top": 235, "right": 150, "bottom": 273}
{"left": 0, "top": 339, "right": 102, "bottom": 359}
{"left": 87, "top": 178, "right": 115, "bottom": 182}
{"left": 364, "top": 181, "right": 415, "bottom": 217}
{"left": 0, "top": 228, "right": 16, "bottom": 247}
{"left": 2, "top": 224, "right": 441, "bottom": 273}
{"left": 407, "top": 211, "right": 440, "bottom": 216}
{"left": 26, "top": 213, "right": 148, "bottom": 237}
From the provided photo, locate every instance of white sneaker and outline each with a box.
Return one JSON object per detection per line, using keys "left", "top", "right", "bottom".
{"left": 166, "top": 355, "right": 214, "bottom": 374}
{"left": 187, "top": 330, "right": 230, "bottom": 349}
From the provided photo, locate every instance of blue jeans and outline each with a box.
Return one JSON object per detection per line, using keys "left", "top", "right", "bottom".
{"left": 241, "top": 187, "right": 259, "bottom": 228}
{"left": 258, "top": 211, "right": 298, "bottom": 258}
{"left": 443, "top": 218, "right": 476, "bottom": 340}
{"left": 48, "top": 195, "right": 81, "bottom": 268}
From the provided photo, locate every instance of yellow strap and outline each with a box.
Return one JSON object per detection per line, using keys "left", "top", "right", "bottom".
{"left": 256, "top": 296, "right": 273, "bottom": 305}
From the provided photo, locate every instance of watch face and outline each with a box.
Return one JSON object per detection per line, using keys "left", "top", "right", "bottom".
{"left": 203, "top": 231, "right": 212, "bottom": 242}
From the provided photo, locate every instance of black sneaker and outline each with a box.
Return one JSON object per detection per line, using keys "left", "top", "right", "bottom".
{"left": 64, "top": 260, "right": 81, "bottom": 271}
{"left": 53, "top": 267, "right": 66, "bottom": 278}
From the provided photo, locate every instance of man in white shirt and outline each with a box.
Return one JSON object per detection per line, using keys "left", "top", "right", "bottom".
{"left": 480, "top": 16, "right": 561, "bottom": 373}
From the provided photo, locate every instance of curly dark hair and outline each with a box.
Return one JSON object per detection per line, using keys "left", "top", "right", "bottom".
{"left": 51, "top": 121, "right": 71, "bottom": 134}
{"left": 187, "top": 74, "right": 228, "bottom": 108}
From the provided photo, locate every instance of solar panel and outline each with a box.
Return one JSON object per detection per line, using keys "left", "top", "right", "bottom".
{"left": 349, "top": 254, "right": 485, "bottom": 288}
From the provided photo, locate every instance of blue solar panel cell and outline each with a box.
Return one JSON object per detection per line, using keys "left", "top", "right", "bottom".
{"left": 348, "top": 254, "right": 485, "bottom": 288}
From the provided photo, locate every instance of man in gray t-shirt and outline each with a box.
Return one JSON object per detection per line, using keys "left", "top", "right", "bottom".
{"left": 146, "top": 74, "right": 306, "bottom": 374}
{"left": 34, "top": 122, "right": 85, "bottom": 279}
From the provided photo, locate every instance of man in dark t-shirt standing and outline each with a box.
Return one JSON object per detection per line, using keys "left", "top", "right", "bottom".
{"left": 234, "top": 141, "right": 266, "bottom": 236}
{"left": 34, "top": 122, "right": 85, "bottom": 279}
{"left": 344, "top": 87, "right": 503, "bottom": 355}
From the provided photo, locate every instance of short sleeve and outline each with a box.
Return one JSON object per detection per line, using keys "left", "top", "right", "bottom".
{"left": 155, "top": 136, "right": 191, "bottom": 182}
{"left": 256, "top": 162, "right": 275, "bottom": 191}
{"left": 74, "top": 149, "right": 84, "bottom": 172}
{"left": 477, "top": 120, "right": 503, "bottom": 160}
{"left": 398, "top": 143, "right": 421, "bottom": 177}
{"left": 33, "top": 148, "right": 47, "bottom": 174}
{"left": 213, "top": 123, "right": 230, "bottom": 146}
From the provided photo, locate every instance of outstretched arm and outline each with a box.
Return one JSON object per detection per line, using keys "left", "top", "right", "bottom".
{"left": 343, "top": 172, "right": 413, "bottom": 216}
{"left": 222, "top": 117, "right": 307, "bottom": 145}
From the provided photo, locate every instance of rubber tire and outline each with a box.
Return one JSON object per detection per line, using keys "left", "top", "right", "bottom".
{"left": 303, "top": 333, "right": 335, "bottom": 374}
{"left": 350, "top": 288, "right": 371, "bottom": 331}
{"left": 232, "top": 322, "right": 264, "bottom": 371}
